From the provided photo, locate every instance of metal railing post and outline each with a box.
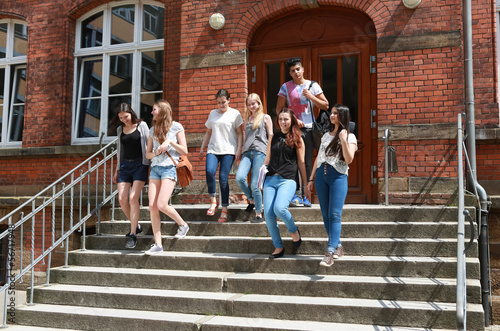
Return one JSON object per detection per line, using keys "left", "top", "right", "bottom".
{"left": 383, "top": 129, "right": 391, "bottom": 205}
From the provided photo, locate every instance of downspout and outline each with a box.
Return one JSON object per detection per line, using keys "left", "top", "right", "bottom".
{"left": 463, "top": 0, "right": 476, "bottom": 184}
{"left": 463, "top": 0, "right": 491, "bottom": 325}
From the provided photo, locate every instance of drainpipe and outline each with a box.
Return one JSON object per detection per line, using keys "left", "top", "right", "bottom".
{"left": 463, "top": 0, "right": 476, "bottom": 185}
{"left": 477, "top": 183, "right": 490, "bottom": 326}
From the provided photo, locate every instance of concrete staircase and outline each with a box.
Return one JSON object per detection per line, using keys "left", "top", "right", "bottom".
{"left": 14, "top": 204, "right": 484, "bottom": 330}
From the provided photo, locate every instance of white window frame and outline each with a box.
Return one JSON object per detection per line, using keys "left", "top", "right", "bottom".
{"left": 0, "top": 19, "right": 28, "bottom": 148}
{"left": 72, "top": 0, "right": 164, "bottom": 145}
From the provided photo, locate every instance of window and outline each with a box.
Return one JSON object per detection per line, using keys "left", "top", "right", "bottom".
{"left": 73, "top": 1, "right": 165, "bottom": 143}
{"left": 0, "top": 20, "right": 28, "bottom": 148}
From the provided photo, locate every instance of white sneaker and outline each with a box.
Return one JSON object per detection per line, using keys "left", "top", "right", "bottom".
{"left": 174, "top": 224, "right": 189, "bottom": 238}
{"left": 145, "top": 243, "right": 163, "bottom": 255}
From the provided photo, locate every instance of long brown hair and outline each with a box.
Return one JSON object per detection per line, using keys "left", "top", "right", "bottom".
{"left": 325, "top": 104, "right": 351, "bottom": 161}
{"left": 276, "top": 108, "right": 302, "bottom": 149}
{"left": 152, "top": 99, "right": 173, "bottom": 144}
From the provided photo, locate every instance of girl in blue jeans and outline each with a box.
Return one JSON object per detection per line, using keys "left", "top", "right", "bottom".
{"left": 306, "top": 104, "right": 357, "bottom": 267}
{"left": 262, "top": 108, "right": 308, "bottom": 259}
{"left": 235, "top": 93, "right": 273, "bottom": 223}
{"left": 199, "top": 89, "right": 243, "bottom": 223}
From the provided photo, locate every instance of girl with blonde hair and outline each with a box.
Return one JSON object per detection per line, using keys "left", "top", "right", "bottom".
{"left": 145, "top": 99, "right": 190, "bottom": 255}
{"left": 235, "top": 93, "right": 273, "bottom": 222}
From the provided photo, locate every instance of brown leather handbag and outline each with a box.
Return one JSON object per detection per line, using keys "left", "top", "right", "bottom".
{"left": 165, "top": 151, "right": 194, "bottom": 187}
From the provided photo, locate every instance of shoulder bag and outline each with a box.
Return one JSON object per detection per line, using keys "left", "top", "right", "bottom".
{"left": 165, "top": 151, "right": 194, "bottom": 188}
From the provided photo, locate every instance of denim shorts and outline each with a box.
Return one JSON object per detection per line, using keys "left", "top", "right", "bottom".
{"left": 118, "top": 159, "right": 149, "bottom": 184}
{"left": 150, "top": 165, "right": 177, "bottom": 181}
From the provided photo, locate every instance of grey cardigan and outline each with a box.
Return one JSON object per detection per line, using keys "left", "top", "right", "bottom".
{"left": 116, "top": 121, "right": 150, "bottom": 168}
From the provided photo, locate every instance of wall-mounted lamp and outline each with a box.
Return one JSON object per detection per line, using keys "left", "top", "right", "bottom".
{"left": 402, "top": 0, "right": 421, "bottom": 9}
{"left": 209, "top": 13, "right": 225, "bottom": 30}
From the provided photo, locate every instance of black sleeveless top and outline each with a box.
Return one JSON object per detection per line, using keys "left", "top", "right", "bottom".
{"left": 267, "top": 131, "right": 298, "bottom": 180}
{"left": 120, "top": 129, "right": 142, "bottom": 160}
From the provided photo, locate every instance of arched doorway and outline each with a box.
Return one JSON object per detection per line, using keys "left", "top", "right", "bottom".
{"left": 249, "top": 7, "right": 377, "bottom": 204}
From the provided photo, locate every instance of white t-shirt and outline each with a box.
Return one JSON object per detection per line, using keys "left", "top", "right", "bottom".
{"left": 278, "top": 80, "right": 323, "bottom": 128}
{"left": 205, "top": 107, "right": 243, "bottom": 155}
{"left": 315, "top": 132, "right": 358, "bottom": 175}
{"left": 149, "top": 121, "right": 184, "bottom": 167}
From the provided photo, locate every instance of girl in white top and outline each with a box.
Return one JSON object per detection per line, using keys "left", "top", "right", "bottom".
{"left": 305, "top": 104, "right": 357, "bottom": 267}
{"left": 199, "top": 89, "right": 243, "bottom": 223}
{"left": 144, "top": 99, "right": 189, "bottom": 255}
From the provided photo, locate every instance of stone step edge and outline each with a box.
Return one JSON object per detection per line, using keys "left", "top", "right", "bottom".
{"left": 31, "top": 283, "right": 484, "bottom": 312}
{"left": 15, "top": 303, "right": 458, "bottom": 331}
{"left": 68, "top": 249, "right": 480, "bottom": 263}
{"left": 51, "top": 265, "right": 479, "bottom": 288}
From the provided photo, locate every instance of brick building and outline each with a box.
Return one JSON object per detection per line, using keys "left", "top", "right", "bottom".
{"left": 0, "top": 0, "right": 500, "bottom": 323}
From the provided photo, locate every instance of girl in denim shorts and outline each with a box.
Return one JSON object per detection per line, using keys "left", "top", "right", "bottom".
{"left": 144, "top": 99, "right": 190, "bottom": 255}
{"left": 112, "top": 103, "right": 149, "bottom": 249}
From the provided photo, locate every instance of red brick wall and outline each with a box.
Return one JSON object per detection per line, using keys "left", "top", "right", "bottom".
{"left": 0, "top": 0, "right": 497, "bottom": 194}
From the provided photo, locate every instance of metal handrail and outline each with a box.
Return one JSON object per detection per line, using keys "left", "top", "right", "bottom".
{"left": 382, "top": 129, "right": 391, "bottom": 205}
{"left": 0, "top": 138, "right": 118, "bottom": 327}
{"left": 456, "top": 113, "right": 467, "bottom": 330}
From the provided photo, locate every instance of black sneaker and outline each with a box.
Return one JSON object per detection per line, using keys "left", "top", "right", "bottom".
{"left": 251, "top": 216, "right": 263, "bottom": 223}
{"left": 125, "top": 234, "right": 137, "bottom": 249}
{"left": 125, "top": 224, "right": 142, "bottom": 237}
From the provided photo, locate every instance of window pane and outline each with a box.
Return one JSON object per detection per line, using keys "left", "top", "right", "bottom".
{"left": 13, "top": 68, "right": 26, "bottom": 104}
{"left": 13, "top": 24, "right": 28, "bottom": 57}
{"left": 107, "top": 96, "right": 131, "bottom": 136}
{"left": 141, "top": 50, "right": 163, "bottom": 92}
{"left": 81, "top": 12, "right": 103, "bottom": 48}
{"left": 140, "top": 92, "right": 162, "bottom": 127}
{"left": 81, "top": 59, "right": 102, "bottom": 98}
{"left": 9, "top": 105, "right": 23, "bottom": 142}
{"left": 321, "top": 58, "right": 338, "bottom": 108}
{"left": 342, "top": 57, "right": 358, "bottom": 127}
{"left": 109, "top": 53, "right": 132, "bottom": 94}
{"left": 77, "top": 99, "right": 101, "bottom": 138}
{"left": 266, "top": 62, "right": 281, "bottom": 130}
{"left": 111, "top": 5, "right": 135, "bottom": 45}
{"left": 0, "top": 23, "right": 6, "bottom": 59}
{"left": 143, "top": 5, "right": 164, "bottom": 41}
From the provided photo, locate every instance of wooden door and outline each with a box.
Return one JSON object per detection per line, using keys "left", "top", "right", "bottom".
{"left": 248, "top": 8, "right": 377, "bottom": 203}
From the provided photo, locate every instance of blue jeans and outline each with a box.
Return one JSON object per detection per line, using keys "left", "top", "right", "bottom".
{"left": 206, "top": 153, "right": 235, "bottom": 207}
{"left": 263, "top": 175, "right": 298, "bottom": 248}
{"left": 315, "top": 162, "right": 348, "bottom": 253}
{"left": 235, "top": 150, "right": 266, "bottom": 213}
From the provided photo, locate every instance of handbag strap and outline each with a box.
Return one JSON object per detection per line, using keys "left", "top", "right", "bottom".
{"left": 308, "top": 81, "right": 317, "bottom": 124}
{"left": 163, "top": 150, "right": 178, "bottom": 167}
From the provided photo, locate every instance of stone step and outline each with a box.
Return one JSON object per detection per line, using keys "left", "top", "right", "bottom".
{"left": 112, "top": 204, "right": 473, "bottom": 223}
{"left": 84, "top": 234, "right": 477, "bottom": 257}
{"left": 49, "top": 265, "right": 481, "bottom": 303}
{"left": 26, "top": 284, "right": 484, "bottom": 329}
{"left": 67, "top": 250, "right": 480, "bottom": 279}
{"left": 101, "top": 220, "right": 467, "bottom": 239}
{"left": 13, "top": 303, "right": 458, "bottom": 331}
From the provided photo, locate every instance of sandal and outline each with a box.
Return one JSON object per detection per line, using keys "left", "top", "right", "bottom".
{"left": 207, "top": 202, "right": 217, "bottom": 216}
{"left": 218, "top": 210, "right": 229, "bottom": 223}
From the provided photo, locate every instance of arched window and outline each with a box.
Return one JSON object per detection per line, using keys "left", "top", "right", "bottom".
{"left": 73, "top": 1, "right": 164, "bottom": 143}
{"left": 0, "top": 20, "right": 28, "bottom": 148}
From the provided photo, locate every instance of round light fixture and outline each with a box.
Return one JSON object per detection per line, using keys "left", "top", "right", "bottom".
{"left": 209, "top": 13, "right": 225, "bottom": 30}
{"left": 402, "top": 0, "right": 421, "bottom": 9}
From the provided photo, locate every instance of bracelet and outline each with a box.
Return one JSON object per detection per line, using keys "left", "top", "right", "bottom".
{"left": 308, "top": 179, "right": 314, "bottom": 182}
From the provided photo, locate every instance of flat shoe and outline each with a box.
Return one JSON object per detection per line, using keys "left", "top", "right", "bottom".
{"left": 269, "top": 248, "right": 285, "bottom": 259}
{"left": 292, "top": 229, "right": 302, "bottom": 249}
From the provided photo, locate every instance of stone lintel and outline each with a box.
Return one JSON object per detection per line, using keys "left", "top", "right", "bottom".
{"left": 378, "top": 123, "right": 456, "bottom": 141}
{"left": 180, "top": 50, "right": 247, "bottom": 70}
{"left": 377, "top": 31, "right": 461, "bottom": 53}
